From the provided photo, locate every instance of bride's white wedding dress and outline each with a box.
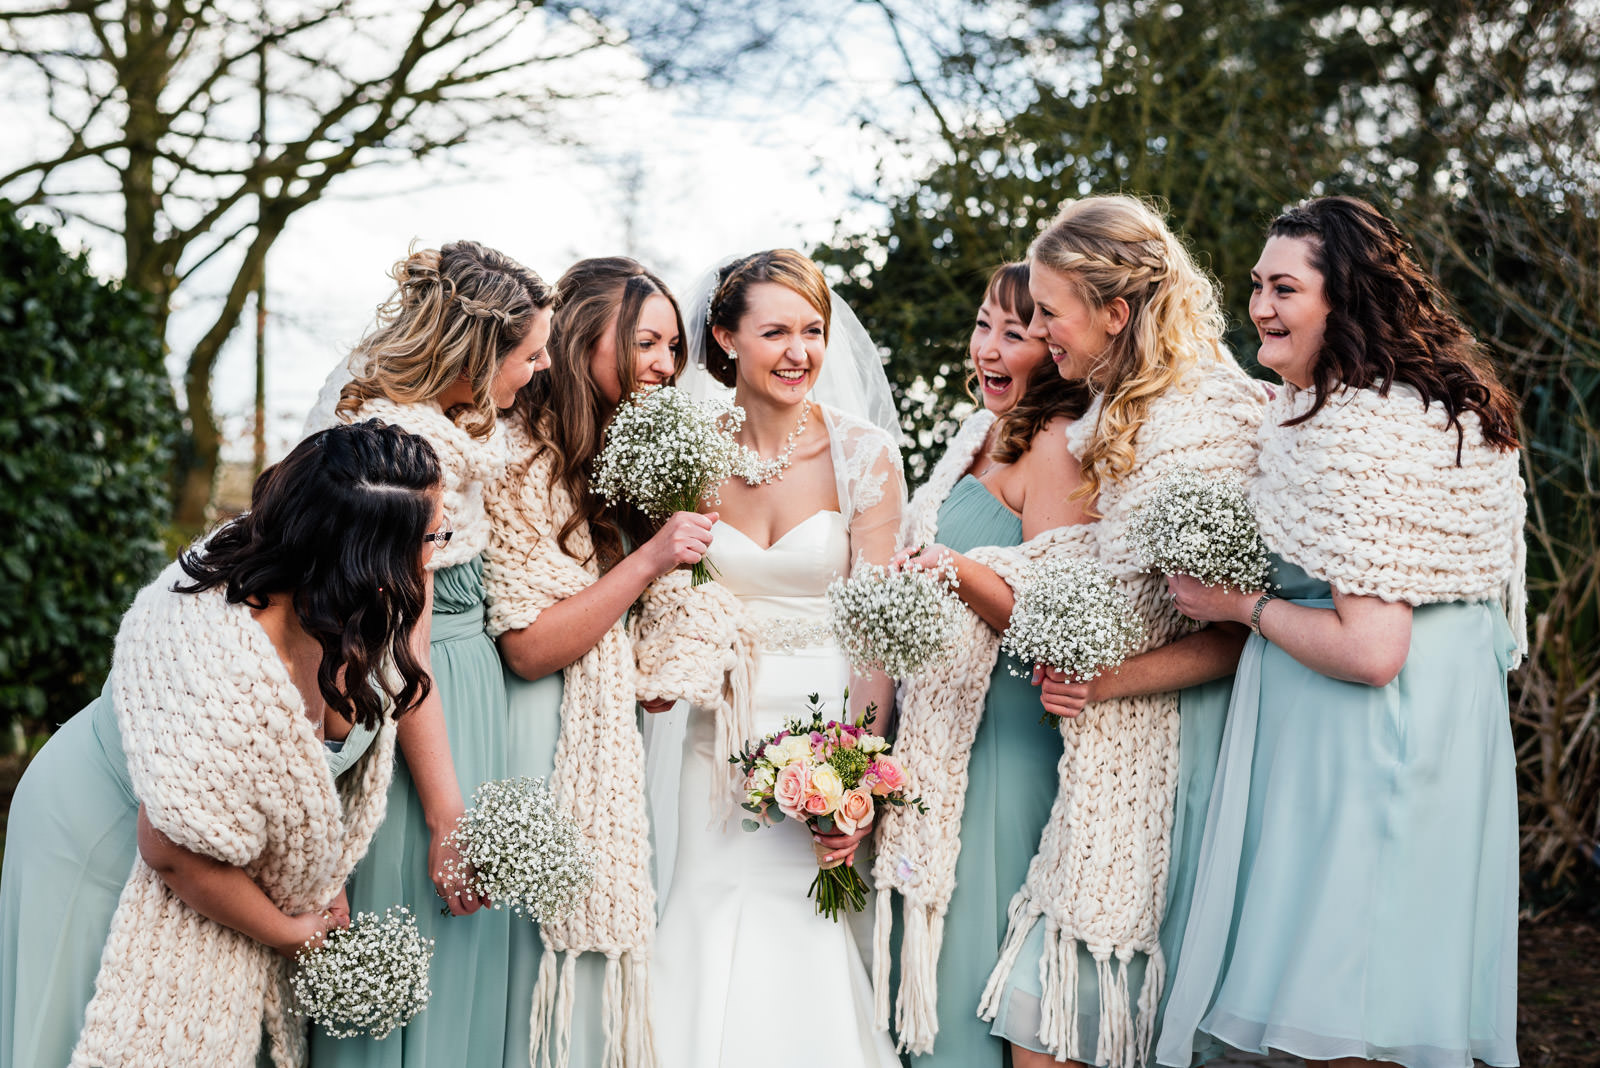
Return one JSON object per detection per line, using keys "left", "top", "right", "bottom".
{"left": 649, "top": 407, "right": 902, "bottom": 1068}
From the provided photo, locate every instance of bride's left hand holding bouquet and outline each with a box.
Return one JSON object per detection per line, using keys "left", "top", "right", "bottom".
{"left": 593, "top": 384, "right": 750, "bottom": 584}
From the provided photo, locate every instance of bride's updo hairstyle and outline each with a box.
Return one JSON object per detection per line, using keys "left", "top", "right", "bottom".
{"left": 337, "top": 240, "right": 555, "bottom": 439}
{"left": 175, "top": 419, "right": 441, "bottom": 729}
{"left": 1031, "top": 195, "right": 1231, "bottom": 505}
{"left": 703, "top": 249, "right": 832, "bottom": 387}
{"left": 979, "top": 262, "right": 1094, "bottom": 464}
{"left": 510, "top": 256, "right": 688, "bottom": 569}
{"left": 1265, "top": 196, "right": 1518, "bottom": 455}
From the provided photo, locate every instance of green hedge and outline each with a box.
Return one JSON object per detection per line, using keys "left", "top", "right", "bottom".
{"left": 0, "top": 205, "right": 179, "bottom": 739}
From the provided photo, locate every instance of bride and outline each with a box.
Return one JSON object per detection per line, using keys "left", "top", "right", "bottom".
{"left": 648, "top": 249, "right": 905, "bottom": 1067}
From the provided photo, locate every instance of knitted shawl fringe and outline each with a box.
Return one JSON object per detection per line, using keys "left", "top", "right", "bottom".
{"left": 73, "top": 565, "right": 395, "bottom": 1068}
{"left": 484, "top": 424, "right": 756, "bottom": 1068}
{"left": 974, "top": 359, "right": 1267, "bottom": 1068}
{"left": 1252, "top": 384, "right": 1527, "bottom": 665}
{"left": 344, "top": 396, "right": 507, "bottom": 571}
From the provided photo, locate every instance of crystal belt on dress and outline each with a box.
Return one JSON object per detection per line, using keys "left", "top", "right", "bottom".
{"left": 753, "top": 615, "right": 834, "bottom": 653}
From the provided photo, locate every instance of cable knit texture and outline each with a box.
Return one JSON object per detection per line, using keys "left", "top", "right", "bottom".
{"left": 1252, "top": 384, "right": 1527, "bottom": 663}
{"left": 342, "top": 396, "right": 507, "bottom": 571}
{"left": 483, "top": 420, "right": 756, "bottom": 1068}
{"left": 974, "top": 359, "right": 1267, "bottom": 1068}
{"left": 71, "top": 563, "right": 396, "bottom": 1068}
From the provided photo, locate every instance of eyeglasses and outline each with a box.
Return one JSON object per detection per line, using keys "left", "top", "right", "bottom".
{"left": 424, "top": 517, "right": 454, "bottom": 547}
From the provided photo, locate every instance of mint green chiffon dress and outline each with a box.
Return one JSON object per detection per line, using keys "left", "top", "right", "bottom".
{"left": 890, "top": 475, "right": 1062, "bottom": 1067}
{"left": 1155, "top": 556, "right": 1519, "bottom": 1068}
{"left": 314, "top": 557, "right": 512, "bottom": 1068}
{"left": 0, "top": 682, "right": 377, "bottom": 1067}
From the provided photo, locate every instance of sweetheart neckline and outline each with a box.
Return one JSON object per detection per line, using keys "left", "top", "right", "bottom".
{"left": 714, "top": 509, "right": 844, "bottom": 552}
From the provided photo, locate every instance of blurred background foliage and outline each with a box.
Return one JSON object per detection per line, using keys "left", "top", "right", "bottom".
{"left": 0, "top": 203, "right": 180, "bottom": 749}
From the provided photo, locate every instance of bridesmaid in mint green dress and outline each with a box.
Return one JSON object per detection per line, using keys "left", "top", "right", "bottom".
{"left": 1156, "top": 198, "right": 1523, "bottom": 1068}
{"left": 888, "top": 263, "right": 1094, "bottom": 1067}
{"left": 307, "top": 241, "right": 558, "bottom": 1068}
{"left": 0, "top": 421, "right": 438, "bottom": 1067}
{"left": 486, "top": 257, "right": 701, "bottom": 1068}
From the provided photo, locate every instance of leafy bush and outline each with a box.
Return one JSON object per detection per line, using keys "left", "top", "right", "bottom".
{"left": 0, "top": 205, "right": 178, "bottom": 739}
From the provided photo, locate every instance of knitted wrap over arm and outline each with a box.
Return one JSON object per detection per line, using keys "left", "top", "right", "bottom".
{"left": 1252, "top": 384, "right": 1528, "bottom": 663}
{"left": 73, "top": 564, "right": 396, "bottom": 1068}
{"left": 973, "top": 358, "right": 1267, "bottom": 1068}
{"left": 870, "top": 521, "right": 1098, "bottom": 1054}
{"left": 482, "top": 427, "right": 657, "bottom": 1068}
{"left": 343, "top": 396, "right": 507, "bottom": 571}
{"left": 630, "top": 570, "right": 761, "bottom": 823}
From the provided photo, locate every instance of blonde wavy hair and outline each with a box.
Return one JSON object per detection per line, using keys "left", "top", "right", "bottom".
{"left": 337, "top": 240, "right": 555, "bottom": 439}
{"left": 1031, "top": 195, "right": 1230, "bottom": 506}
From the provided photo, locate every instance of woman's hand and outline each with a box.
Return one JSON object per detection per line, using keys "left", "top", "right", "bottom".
{"left": 814, "top": 823, "right": 873, "bottom": 867}
{"left": 642, "top": 511, "right": 717, "bottom": 578}
{"left": 275, "top": 900, "right": 350, "bottom": 960}
{"left": 1032, "top": 664, "right": 1097, "bottom": 721}
{"left": 428, "top": 822, "right": 486, "bottom": 916}
{"left": 1167, "top": 574, "right": 1255, "bottom": 625}
{"left": 891, "top": 542, "right": 960, "bottom": 581}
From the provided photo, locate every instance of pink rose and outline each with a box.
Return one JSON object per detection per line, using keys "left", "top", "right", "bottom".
{"left": 834, "top": 786, "right": 876, "bottom": 835}
{"left": 870, "top": 755, "right": 906, "bottom": 797}
{"left": 774, "top": 762, "right": 811, "bottom": 817}
{"left": 803, "top": 791, "right": 833, "bottom": 817}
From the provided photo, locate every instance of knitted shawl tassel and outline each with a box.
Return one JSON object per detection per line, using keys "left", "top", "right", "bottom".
{"left": 871, "top": 519, "right": 1098, "bottom": 1054}
{"left": 974, "top": 360, "right": 1267, "bottom": 1068}
{"left": 484, "top": 425, "right": 757, "bottom": 1068}
{"left": 72, "top": 566, "right": 396, "bottom": 1068}
{"left": 1251, "top": 384, "right": 1527, "bottom": 661}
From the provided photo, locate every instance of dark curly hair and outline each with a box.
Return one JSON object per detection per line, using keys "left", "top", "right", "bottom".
{"left": 174, "top": 420, "right": 441, "bottom": 729}
{"left": 1266, "top": 196, "right": 1519, "bottom": 457}
{"left": 977, "top": 262, "right": 1094, "bottom": 464}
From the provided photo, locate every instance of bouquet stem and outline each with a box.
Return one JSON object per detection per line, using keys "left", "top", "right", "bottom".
{"left": 809, "top": 840, "right": 868, "bottom": 921}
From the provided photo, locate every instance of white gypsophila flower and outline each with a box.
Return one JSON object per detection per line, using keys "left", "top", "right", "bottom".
{"left": 592, "top": 385, "right": 749, "bottom": 519}
{"left": 442, "top": 777, "right": 596, "bottom": 922}
{"left": 292, "top": 906, "right": 433, "bottom": 1040}
{"left": 1001, "top": 555, "right": 1143, "bottom": 684}
{"left": 1127, "top": 466, "right": 1271, "bottom": 591}
{"left": 826, "top": 561, "right": 964, "bottom": 678}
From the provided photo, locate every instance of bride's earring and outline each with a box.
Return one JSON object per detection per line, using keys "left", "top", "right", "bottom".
{"left": 726, "top": 347, "right": 738, "bottom": 360}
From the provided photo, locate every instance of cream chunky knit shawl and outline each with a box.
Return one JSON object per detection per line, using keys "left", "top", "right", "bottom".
{"left": 975, "top": 359, "right": 1266, "bottom": 1068}
{"left": 342, "top": 396, "right": 507, "bottom": 571}
{"left": 1252, "top": 384, "right": 1527, "bottom": 662}
{"left": 73, "top": 564, "right": 396, "bottom": 1068}
{"left": 483, "top": 422, "right": 756, "bottom": 1068}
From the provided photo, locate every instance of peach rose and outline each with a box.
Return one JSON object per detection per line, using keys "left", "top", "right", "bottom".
{"left": 834, "top": 786, "right": 876, "bottom": 835}
{"left": 803, "top": 792, "right": 833, "bottom": 817}
{"left": 773, "top": 762, "right": 811, "bottom": 817}
{"left": 870, "top": 755, "right": 906, "bottom": 796}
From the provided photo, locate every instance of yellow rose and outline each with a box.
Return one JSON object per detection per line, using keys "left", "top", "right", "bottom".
{"left": 810, "top": 764, "right": 844, "bottom": 813}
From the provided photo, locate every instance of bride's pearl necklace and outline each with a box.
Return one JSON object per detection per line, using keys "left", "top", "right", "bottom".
{"left": 742, "top": 399, "right": 812, "bottom": 486}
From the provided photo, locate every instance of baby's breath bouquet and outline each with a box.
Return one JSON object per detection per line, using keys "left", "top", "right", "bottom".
{"left": 440, "top": 776, "right": 595, "bottom": 922}
{"left": 292, "top": 906, "right": 433, "bottom": 1039}
{"left": 1127, "top": 466, "right": 1271, "bottom": 592}
{"left": 592, "top": 385, "right": 748, "bottom": 583}
{"left": 826, "top": 561, "right": 964, "bottom": 678}
{"left": 1001, "top": 556, "right": 1144, "bottom": 729}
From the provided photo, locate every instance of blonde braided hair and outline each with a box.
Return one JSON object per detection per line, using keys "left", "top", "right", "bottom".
{"left": 337, "top": 240, "right": 554, "bottom": 439}
{"left": 1031, "top": 196, "right": 1231, "bottom": 512}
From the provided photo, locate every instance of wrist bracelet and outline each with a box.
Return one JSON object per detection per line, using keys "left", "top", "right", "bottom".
{"left": 1249, "top": 592, "right": 1275, "bottom": 636}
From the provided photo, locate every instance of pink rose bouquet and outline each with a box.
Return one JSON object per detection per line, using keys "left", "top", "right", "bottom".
{"left": 729, "top": 693, "right": 925, "bottom": 921}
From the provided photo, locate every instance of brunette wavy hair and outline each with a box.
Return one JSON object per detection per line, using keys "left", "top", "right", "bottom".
{"left": 337, "top": 240, "right": 555, "bottom": 438}
{"left": 1266, "top": 196, "right": 1519, "bottom": 455}
{"left": 976, "top": 262, "right": 1094, "bottom": 464}
{"left": 508, "top": 257, "right": 688, "bottom": 569}
{"left": 174, "top": 420, "right": 441, "bottom": 729}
